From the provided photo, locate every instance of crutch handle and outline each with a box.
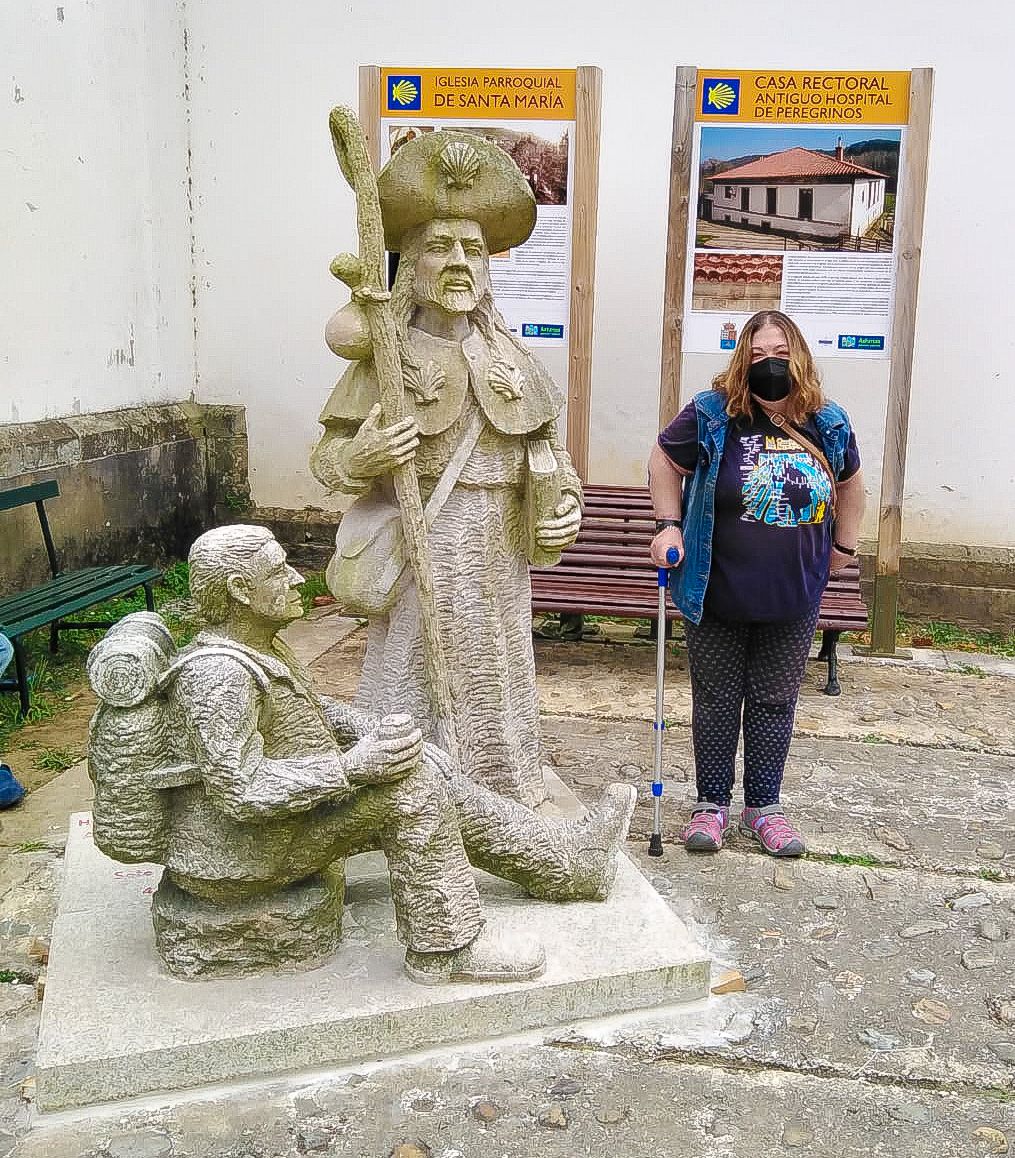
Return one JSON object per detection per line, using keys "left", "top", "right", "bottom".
{"left": 656, "top": 546, "right": 682, "bottom": 584}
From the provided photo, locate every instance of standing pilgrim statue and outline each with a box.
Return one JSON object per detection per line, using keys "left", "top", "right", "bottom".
{"left": 311, "top": 127, "right": 582, "bottom": 809}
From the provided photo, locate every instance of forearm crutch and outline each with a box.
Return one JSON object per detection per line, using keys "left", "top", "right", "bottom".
{"left": 648, "top": 546, "right": 680, "bottom": 857}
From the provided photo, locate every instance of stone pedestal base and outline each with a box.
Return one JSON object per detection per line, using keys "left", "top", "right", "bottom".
{"left": 36, "top": 794, "right": 710, "bottom": 1111}
{"left": 152, "top": 868, "right": 345, "bottom": 980}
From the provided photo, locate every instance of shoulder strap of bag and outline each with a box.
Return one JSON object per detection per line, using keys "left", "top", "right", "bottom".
{"left": 158, "top": 644, "right": 275, "bottom": 728}
{"left": 422, "top": 407, "right": 486, "bottom": 531}
{"left": 768, "top": 412, "right": 838, "bottom": 511}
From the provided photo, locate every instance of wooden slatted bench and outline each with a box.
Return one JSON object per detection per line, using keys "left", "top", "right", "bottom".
{"left": 0, "top": 480, "right": 162, "bottom": 716}
{"left": 531, "top": 484, "right": 868, "bottom": 696}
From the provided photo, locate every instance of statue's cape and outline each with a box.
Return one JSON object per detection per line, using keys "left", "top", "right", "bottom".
{"left": 319, "top": 326, "right": 563, "bottom": 437}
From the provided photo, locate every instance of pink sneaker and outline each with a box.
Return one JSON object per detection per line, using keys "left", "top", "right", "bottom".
{"left": 681, "top": 804, "right": 731, "bottom": 853}
{"left": 739, "top": 805, "right": 806, "bottom": 857}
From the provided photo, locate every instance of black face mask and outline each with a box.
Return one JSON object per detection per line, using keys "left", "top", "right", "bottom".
{"left": 748, "top": 357, "right": 791, "bottom": 402}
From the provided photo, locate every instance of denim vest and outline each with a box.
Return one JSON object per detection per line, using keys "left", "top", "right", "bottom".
{"left": 670, "top": 389, "right": 853, "bottom": 625}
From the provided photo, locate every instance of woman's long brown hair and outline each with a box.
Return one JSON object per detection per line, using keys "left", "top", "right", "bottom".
{"left": 712, "top": 310, "right": 825, "bottom": 425}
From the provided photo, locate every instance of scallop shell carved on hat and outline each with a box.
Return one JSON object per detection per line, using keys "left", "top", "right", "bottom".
{"left": 403, "top": 359, "right": 447, "bottom": 405}
{"left": 438, "top": 141, "right": 482, "bottom": 190}
{"left": 488, "top": 360, "right": 525, "bottom": 401}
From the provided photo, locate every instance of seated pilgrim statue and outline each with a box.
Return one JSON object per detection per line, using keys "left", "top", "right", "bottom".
{"left": 86, "top": 525, "right": 636, "bottom": 982}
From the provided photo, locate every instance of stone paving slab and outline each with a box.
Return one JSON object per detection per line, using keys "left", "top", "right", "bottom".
{"left": 0, "top": 762, "right": 92, "bottom": 853}
{"left": 542, "top": 716, "right": 1015, "bottom": 879}
{"left": 16, "top": 1036, "right": 1015, "bottom": 1157}
{"left": 310, "top": 627, "right": 1015, "bottom": 754}
{"left": 4, "top": 615, "right": 1015, "bottom": 1155}
{"left": 536, "top": 639, "right": 1015, "bottom": 756}
{"left": 634, "top": 845, "right": 1015, "bottom": 1094}
{"left": 280, "top": 608, "right": 361, "bottom": 669}
{"left": 35, "top": 812, "right": 709, "bottom": 1111}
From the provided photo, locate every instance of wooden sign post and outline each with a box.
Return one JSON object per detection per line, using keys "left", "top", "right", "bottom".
{"left": 659, "top": 66, "right": 698, "bottom": 429}
{"left": 868, "top": 67, "right": 934, "bottom": 654}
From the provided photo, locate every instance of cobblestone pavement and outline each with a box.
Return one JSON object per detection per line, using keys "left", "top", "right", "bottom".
{"left": 0, "top": 617, "right": 1011, "bottom": 1156}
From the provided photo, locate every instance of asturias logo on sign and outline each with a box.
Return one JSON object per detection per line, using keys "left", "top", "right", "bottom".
{"left": 387, "top": 75, "right": 422, "bottom": 111}
{"left": 522, "top": 323, "right": 564, "bottom": 339}
{"left": 838, "top": 334, "right": 885, "bottom": 351}
{"left": 702, "top": 78, "right": 740, "bottom": 115}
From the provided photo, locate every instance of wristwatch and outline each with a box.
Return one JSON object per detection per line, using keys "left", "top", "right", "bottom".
{"left": 833, "top": 542, "right": 857, "bottom": 556}
{"left": 655, "top": 519, "right": 683, "bottom": 531}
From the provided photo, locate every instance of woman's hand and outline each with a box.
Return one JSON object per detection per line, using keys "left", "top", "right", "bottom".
{"left": 650, "top": 526, "right": 685, "bottom": 568}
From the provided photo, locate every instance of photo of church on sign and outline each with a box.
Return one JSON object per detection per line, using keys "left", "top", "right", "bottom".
{"left": 696, "top": 126, "right": 901, "bottom": 252}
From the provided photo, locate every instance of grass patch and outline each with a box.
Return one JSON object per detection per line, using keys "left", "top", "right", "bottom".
{"left": 820, "top": 852, "right": 887, "bottom": 868}
{"left": 980, "top": 868, "right": 1005, "bottom": 882}
{"left": 896, "top": 615, "right": 1015, "bottom": 658}
{"left": 862, "top": 733, "right": 889, "bottom": 744}
{"left": 954, "top": 664, "right": 988, "bottom": 678}
{"left": 14, "top": 841, "right": 47, "bottom": 854}
{"left": 298, "top": 570, "right": 332, "bottom": 612}
{"left": 0, "top": 971, "right": 21, "bottom": 984}
{"left": 35, "top": 746, "right": 80, "bottom": 773}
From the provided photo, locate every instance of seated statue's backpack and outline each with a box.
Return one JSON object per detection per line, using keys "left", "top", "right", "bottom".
{"left": 87, "top": 612, "right": 269, "bottom": 863}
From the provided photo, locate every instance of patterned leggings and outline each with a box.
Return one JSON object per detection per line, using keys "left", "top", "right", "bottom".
{"left": 683, "top": 603, "right": 821, "bottom": 809}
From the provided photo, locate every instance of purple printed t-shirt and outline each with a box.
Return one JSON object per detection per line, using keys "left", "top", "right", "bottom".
{"left": 659, "top": 400, "right": 860, "bottom": 623}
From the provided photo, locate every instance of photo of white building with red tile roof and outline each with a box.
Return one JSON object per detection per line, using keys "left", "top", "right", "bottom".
{"left": 699, "top": 138, "right": 894, "bottom": 250}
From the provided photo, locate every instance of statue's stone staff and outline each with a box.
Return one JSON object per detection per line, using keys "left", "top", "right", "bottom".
{"left": 325, "top": 106, "right": 459, "bottom": 761}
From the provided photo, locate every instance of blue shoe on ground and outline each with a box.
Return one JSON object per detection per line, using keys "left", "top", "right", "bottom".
{"left": 0, "top": 764, "right": 26, "bottom": 809}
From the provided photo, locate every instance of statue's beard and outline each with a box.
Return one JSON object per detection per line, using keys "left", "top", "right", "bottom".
{"left": 414, "top": 271, "right": 483, "bottom": 316}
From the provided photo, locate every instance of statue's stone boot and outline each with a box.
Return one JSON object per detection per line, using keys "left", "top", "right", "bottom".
{"left": 404, "top": 925, "right": 546, "bottom": 986}
{"left": 561, "top": 783, "right": 638, "bottom": 901}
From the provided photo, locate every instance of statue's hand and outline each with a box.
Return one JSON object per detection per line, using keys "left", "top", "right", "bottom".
{"left": 345, "top": 713, "right": 422, "bottom": 785}
{"left": 345, "top": 403, "right": 420, "bottom": 480}
{"left": 535, "top": 493, "right": 582, "bottom": 550}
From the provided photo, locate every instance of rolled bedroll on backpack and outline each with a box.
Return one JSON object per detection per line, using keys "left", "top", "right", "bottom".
{"left": 87, "top": 613, "right": 177, "bottom": 864}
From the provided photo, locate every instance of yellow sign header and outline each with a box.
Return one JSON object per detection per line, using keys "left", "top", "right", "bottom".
{"left": 380, "top": 68, "right": 577, "bottom": 121}
{"left": 696, "top": 70, "right": 910, "bottom": 125}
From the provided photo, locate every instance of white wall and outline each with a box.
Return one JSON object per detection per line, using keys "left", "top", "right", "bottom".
{"left": 184, "top": 0, "right": 1015, "bottom": 550}
{"left": 6, "top": 0, "right": 1014, "bottom": 550}
{"left": 850, "top": 179, "right": 886, "bottom": 235}
{"left": 1, "top": 1, "right": 194, "bottom": 426}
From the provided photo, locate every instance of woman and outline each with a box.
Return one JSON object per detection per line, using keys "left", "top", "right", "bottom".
{"left": 648, "top": 311, "right": 865, "bottom": 856}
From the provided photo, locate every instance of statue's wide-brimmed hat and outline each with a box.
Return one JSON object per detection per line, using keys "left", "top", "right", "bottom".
{"left": 377, "top": 130, "right": 537, "bottom": 254}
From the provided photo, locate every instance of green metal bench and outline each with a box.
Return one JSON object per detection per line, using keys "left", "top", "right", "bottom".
{"left": 0, "top": 480, "right": 162, "bottom": 716}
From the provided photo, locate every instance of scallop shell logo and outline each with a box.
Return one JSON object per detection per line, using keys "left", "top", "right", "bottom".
{"left": 438, "top": 140, "right": 481, "bottom": 190}
{"left": 706, "top": 82, "right": 737, "bottom": 111}
{"left": 390, "top": 79, "right": 419, "bottom": 107}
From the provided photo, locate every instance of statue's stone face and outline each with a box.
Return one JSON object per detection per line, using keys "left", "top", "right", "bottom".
{"left": 413, "top": 218, "right": 490, "bottom": 316}
{"left": 238, "top": 540, "right": 305, "bottom": 625}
